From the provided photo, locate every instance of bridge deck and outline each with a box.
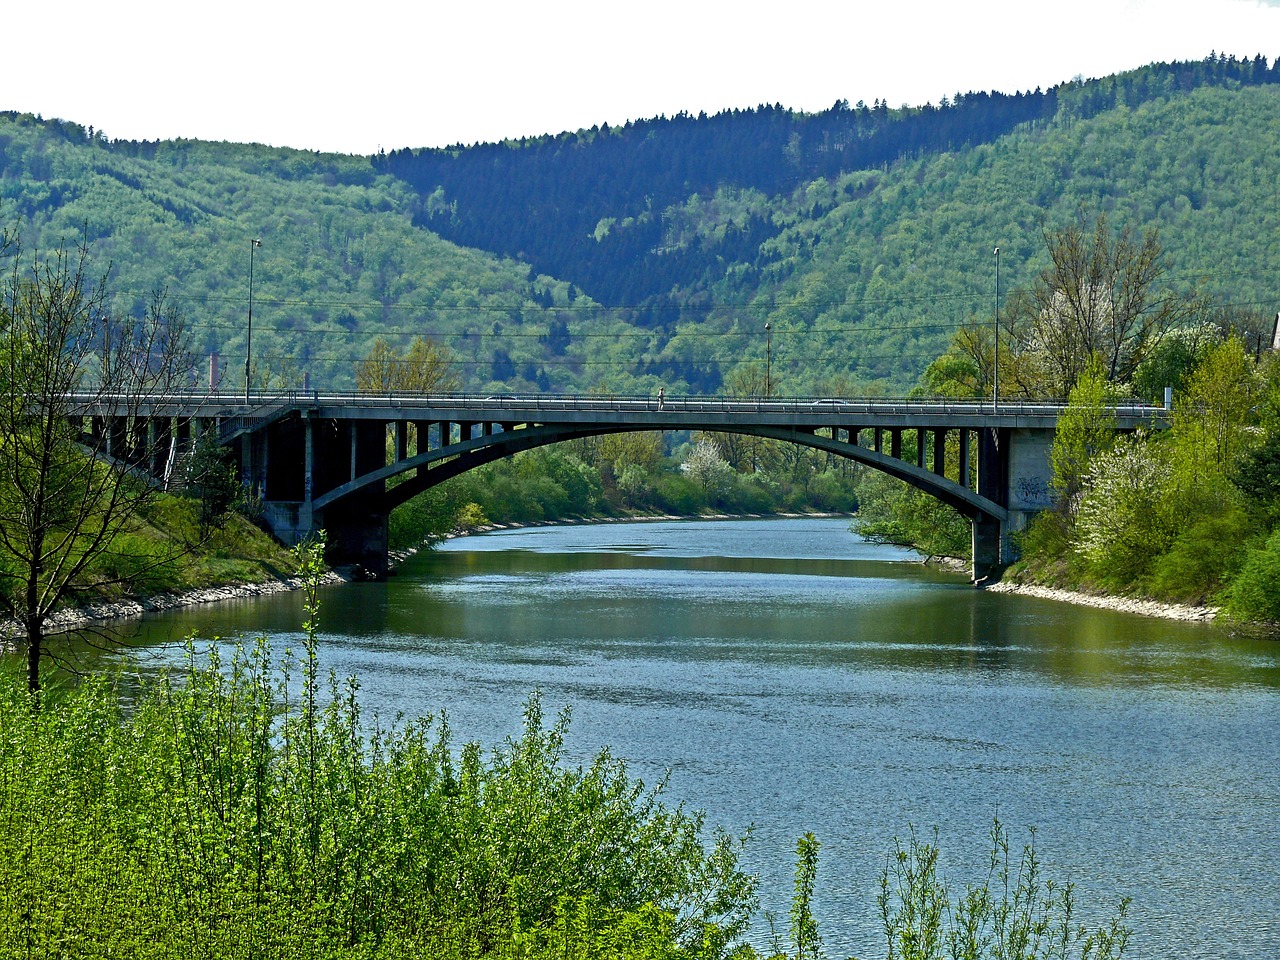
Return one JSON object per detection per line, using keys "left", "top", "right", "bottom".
{"left": 96, "top": 391, "right": 1169, "bottom": 433}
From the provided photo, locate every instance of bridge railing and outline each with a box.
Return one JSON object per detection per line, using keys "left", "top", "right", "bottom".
{"left": 292, "top": 391, "right": 1169, "bottom": 419}
{"left": 65, "top": 389, "right": 1172, "bottom": 422}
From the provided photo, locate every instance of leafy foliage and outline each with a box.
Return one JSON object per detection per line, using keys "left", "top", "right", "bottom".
{"left": 356, "top": 334, "right": 459, "bottom": 394}
{"left": 1006, "top": 331, "right": 1280, "bottom": 617}
{"left": 0, "top": 541, "right": 758, "bottom": 959}
{"left": 854, "top": 471, "right": 970, "bottom": 562}
{"left": 1220, "top": 528, "right": 1280, "bottom": 622}
{"left": 867, "top": 821, "right": 1130, "bottom": 960}
{"left": 1048, "top": 357, "right": 1119, "bottom": 508}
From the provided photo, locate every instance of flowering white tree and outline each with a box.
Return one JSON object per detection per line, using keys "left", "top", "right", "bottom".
{"left": 1073, "top": 436, "right": 1173, "bottom": 582}
{"left": 681, "top": 438, "right": 734, "bottom": 507}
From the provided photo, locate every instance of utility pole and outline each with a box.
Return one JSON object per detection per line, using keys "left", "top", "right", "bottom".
{"left": 993, "top": 247, "right": 1000, "bottom": 412}
{"left": 245, "top": 238, "right": 262, "bottom": 403}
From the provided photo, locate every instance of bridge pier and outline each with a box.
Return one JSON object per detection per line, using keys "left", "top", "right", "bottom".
{"left": 969, "top": 426, "right": 1057, "bottom": 583}
{"left": 317, "top": 497, "right": 390, "bottom": 578}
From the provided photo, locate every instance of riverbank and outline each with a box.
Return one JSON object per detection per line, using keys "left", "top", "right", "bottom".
{"left": 14, "top": 514, "right": 1229, "bottom": 641}
{"left": 984, "top": 578, "right": 1219, "bottom": 622}
{"left": 2, "top": 569, "right": 352, "bottom": 646}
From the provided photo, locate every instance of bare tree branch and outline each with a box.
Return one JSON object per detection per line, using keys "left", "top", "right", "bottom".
{"left": 0, "top": 232, "right": 194, "bottom": 694}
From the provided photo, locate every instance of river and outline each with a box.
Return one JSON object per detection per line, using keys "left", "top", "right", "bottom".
{"left": 82, "top": 518, "right": 1280, "bottom": 958}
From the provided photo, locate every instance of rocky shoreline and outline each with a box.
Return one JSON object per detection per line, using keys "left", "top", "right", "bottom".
{"left": 2, "top": 571, "right": 351, "bottom": 646}
{"left": 984, "top": 579, "right": 1219, "bottom": 622}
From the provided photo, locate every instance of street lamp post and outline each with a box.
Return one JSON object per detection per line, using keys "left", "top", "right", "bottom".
{"left": 764, "top": 322, "right": 772, "bottom": 398}
{"left": 993, "top": 246, "right": 1000, "bottom": 413}
{"left": 245, "top": 238, "right": 262, "bottom": 403}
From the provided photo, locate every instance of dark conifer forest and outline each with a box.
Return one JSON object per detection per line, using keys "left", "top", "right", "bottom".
{"left": 375, "top": 53, "right": 1280, "bottom": 310}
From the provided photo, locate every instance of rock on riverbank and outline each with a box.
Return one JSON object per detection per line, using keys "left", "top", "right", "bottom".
{"left": 984, "top": 580, "right": 1218, "bottom": 622}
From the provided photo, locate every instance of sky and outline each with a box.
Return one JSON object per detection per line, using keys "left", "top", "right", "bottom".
{"left": 6, "top": 0, "right": 1280, "bottom": 156}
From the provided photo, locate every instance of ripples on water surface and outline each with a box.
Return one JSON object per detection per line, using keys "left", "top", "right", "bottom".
{"left": 105, "top": 518, "right": 1280, "bottom": 959}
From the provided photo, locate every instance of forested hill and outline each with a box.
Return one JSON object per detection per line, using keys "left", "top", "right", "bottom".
{"left": 374, "top": 54, "right": 1280, "bottom": 309}
{"left": 1, "top": 53, "right": 1279, "bottom": 395}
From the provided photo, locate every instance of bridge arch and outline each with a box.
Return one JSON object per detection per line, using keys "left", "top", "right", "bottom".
{"left": 314, "top": 422, "right": 1006, "bottom": 525}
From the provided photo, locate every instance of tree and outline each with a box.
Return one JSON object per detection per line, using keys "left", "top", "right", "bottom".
{"left": 1049, "top": 355, "right": 1119, "bottom": 510}
{"left": 1072, "top": 436, "right": 1174, "bottom": 587}
{"left": 1002, "top": 212, "right": 1190, "bottom": 398}
{"left": 0, "top": 233, "right": 193, "bottom": 694}
{"left": 355, "top": 335, "right": 458, "bottom": 394}
{"left": 1130, "top": 322, "right": 1219, "bottom": 402}
{"left": 716, "top": 363, "right": 776, "bottom": 471}
{"left": 680, "top": 438, "right": 734, "bottom": 508}
{"left": 1171, "top": 336, "right": 1258, "bottom": 480}
{"left": 918, "top": 334, "right": 986, "bottom": 398}
{"left": 185, "top": 431, "right": 243, "bottom": 537}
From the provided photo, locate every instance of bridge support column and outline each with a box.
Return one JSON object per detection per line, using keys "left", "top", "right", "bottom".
{"left": 969, "top": 426, "right": 1058, "bottom": 583}
{"left": 413, "top": 421, "right": 434, "bottom": 456}
{"left": 398, "top": 422, "right": 410, "bottom": 462}
{"left": 318, "top": 496, "right": 389, "bottom": 578}
{"left": 972, "top": 515, "right": 1004, "bottom": 584}
{"left": 972, "top": 428, "right": 1008, "bottom": 582}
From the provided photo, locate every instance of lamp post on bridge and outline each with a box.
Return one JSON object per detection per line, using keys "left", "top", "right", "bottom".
{"left": 993, "top": 246, "right": 1000, "bottom": 413}
{"left": 764, "top": 322, "right": 772, "bottom": 398}
{"left": 245, "top": 237, "right": 262, "bottom": 404}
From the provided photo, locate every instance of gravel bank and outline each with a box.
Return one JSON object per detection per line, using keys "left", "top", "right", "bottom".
{"left": 984, "top": 580, "right": 1218, "bottom": 622}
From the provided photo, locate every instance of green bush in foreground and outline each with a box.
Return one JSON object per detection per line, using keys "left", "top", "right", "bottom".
{"left": 0, "top": 540, "right": 756, "bottom": 959}
{"left": 0, "top": 541, "right": 1132, "bottom": 960}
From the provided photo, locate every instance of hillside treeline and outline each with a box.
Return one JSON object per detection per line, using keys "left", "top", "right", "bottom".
{"left": 374, "top": 54, "right": 1280, "bottom": 310}
{"left": 1, "top": 54, "right": 1278, "bottom": 396}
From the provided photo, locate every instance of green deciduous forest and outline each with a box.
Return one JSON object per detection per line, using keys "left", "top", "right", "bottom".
{"left": 2, "top": 53, "right": 1278, "bottom": 398}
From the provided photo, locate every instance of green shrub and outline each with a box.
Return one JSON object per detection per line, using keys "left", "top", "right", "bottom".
{"left": 1145, "top": 511, "right": 1252, "bottom": 603}
{"left": 653, "top": 473, "right": 703, "bottom": 516}
{"left": 1219, "top": 527, "right": 1280, "bottom": 622}
{"left": 865, "top": 821, "right": 1130, "bottom": 960}
{"left": 1012, "top": 510, "right": 1071, "bottom": 574}
{"left": 0, "top": 541, "right": 757, "bottom": 959}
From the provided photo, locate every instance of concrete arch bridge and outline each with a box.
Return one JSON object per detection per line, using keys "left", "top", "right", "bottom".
{"left": 95, "top": 393, "right": 1169, "bottom": 582}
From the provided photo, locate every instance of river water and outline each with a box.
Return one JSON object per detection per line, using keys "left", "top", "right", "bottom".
{"left": 85, "top": 518, "right": 1280, "bottom": 958}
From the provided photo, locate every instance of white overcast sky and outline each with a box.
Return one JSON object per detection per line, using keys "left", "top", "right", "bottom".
{"left": 7, "top": 0, "right": 1280, "bottom": 155}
